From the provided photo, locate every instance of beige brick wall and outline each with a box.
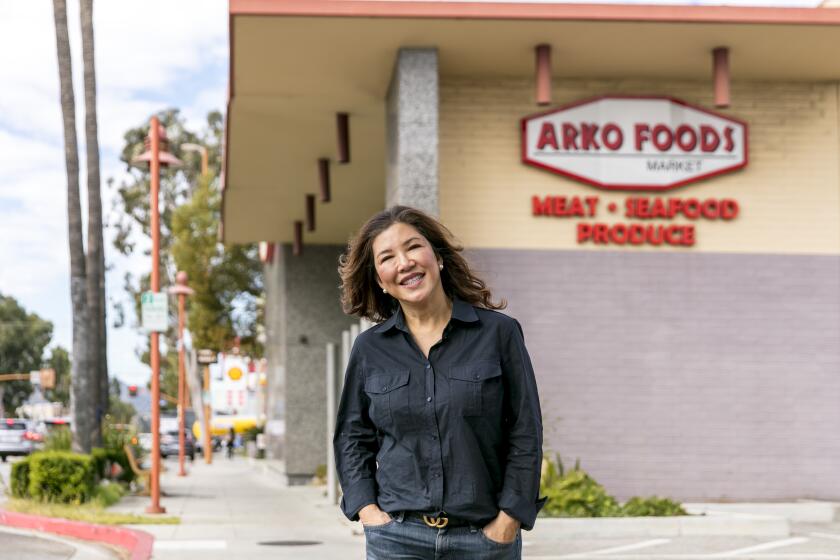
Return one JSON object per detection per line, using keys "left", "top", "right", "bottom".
{"left": 440, "top": 78, "right": 840, "bottom": 255}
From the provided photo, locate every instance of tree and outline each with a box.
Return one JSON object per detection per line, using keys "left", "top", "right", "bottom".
{"left": 107, "top": 378, "right": 136, "bottom": 424}
{"left": 80, "top": 0, "right": 109, "bottom": 427}
{"left": 0, "top": 294, "right": 53, "bottom": 415}
{"left": 171, "top": 174, "right": 263, "bottom": 354}
{"left": 45, "top": 346, "right": 71, "bottom": 408}
{"left": 52, "top": 0, "right": 97, "bottom": 452}
{"left": 111, "top": 110, "right": 263, "bottom": 411}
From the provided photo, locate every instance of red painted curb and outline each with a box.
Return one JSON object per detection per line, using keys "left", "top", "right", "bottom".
{"left": 0, "top": 510, "right": 154, "bottom": 560}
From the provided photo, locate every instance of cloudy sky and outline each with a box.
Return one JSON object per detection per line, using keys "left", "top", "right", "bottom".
{"left": 0, "top": 0, "right": 823, "bottom": 387}
{"left": 0, "top": 1, "right": 227, "bottom": 385}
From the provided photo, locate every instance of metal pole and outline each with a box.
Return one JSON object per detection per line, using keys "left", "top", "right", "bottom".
{"left": 349, "top": 324, "right": 360, "bottom": 349}
{"left": 341, "top": 330, "right": 350, "bottom": 374}
{"left": 204, "top": 365, "right": 212, "bottom": 464}
{"left": 177, "top": 291, "right": 187, "bottom": 477}
{"left": 146, "top": 117, "right": 165, "bottom": 514}
{"left": 200, "top": 148, "right": 208, "bottom": 177}
{"left": 326, "top": 343, "right": 338, "bottom": 504}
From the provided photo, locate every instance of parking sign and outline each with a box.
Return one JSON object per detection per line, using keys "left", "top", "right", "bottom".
{"left": 141, "top": 291, "right": 168, "bottom": 332}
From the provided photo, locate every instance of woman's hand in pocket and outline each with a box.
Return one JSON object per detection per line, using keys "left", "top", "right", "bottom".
{"left": 359, "top": 504, "right": 393, "bottom": 527}
{"left": 482, "top": 510, "right": 520, "bottom": 544}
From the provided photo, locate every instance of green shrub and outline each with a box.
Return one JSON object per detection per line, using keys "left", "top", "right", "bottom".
{"left": 539, "top": 454, "right": 621, "bottom": 517}
{"left": 44, "top": 427, "right": 72, "bottom": 452}
{"left": 10, "top": 456, "right": 32, "bottom": 498}
{"left": 91, "top": 448, "right": 108, "bottom": 479}
{"left": 102, "top": 422, "right": 133, "bottom": 454}
{"left": 28, "top": 451, "right": 95, "bottom": 504}
{"left": 621, "top": 495, "right": 687, "bottom": 517}
{"left": 90, "top": 446, "right": 135, "bottom": 485}
{"left": 92, "top": 481, "right": 126, "bottom": 507}
{"left": 101, "top": 422, "right": 140, "bottom": 483}
{"left": 539, "top": 453, "right": 686, "bottom": 518}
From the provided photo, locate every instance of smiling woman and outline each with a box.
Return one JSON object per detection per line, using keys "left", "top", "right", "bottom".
{"left": 338, "top": 206, "right": 504, "bottom": 322}
{"left": 334, "top": 206, "right": 546, "bottom": 560}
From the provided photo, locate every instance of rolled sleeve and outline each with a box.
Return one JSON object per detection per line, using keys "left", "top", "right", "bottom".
{"left": 333, "top": 343, "right": 379, "bottom": 521}
{"left": 499, "top": 318, "right": 547, "bottom": 531}
{"left": 339, "top": 478, "right": 378, "bottom": 522}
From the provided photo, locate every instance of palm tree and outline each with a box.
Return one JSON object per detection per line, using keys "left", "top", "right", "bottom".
{"left": 52, "top": 0, "right": 95, "bottom": 453}
{"left": 80, "top": 0, "right": 109, "bottom": 437}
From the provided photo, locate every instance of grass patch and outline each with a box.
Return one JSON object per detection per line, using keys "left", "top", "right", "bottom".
{"left": 4, "top": 498, "right": 180, "bottom": 525}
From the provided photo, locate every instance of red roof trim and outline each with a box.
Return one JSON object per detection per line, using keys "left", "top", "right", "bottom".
{"left": 230, "top": 0, "right": 840, "bottom": 26}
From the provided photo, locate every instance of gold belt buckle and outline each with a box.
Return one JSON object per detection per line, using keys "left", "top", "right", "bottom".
{"left": 422, "top": 515, "right": 449, "bottom": 528}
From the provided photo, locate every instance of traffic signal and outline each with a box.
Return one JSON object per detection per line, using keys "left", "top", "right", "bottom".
{"left": 128, "top": 385, "right": 138, "bottom": 397}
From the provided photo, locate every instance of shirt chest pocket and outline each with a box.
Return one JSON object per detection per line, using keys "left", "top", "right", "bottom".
{"left": 363, "top": 370, "right": 410, "bottom": 427}
{"left": 448, "top": 361, "right": 503, "bottom": 417}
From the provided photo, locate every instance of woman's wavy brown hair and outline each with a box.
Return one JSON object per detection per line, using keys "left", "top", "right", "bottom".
{"left": 339, "top": 206, "right": 506, "bottom": 322}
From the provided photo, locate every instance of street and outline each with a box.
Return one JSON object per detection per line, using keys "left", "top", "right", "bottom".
{"left": 523, "top": 529, "right": 840, "bottom": 559}
{"left": 0, "top": 525, "right": 121, "bottom": 560}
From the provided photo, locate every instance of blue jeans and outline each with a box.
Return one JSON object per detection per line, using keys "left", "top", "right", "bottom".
{"left": 363, "top": 511, "right": 522, "bottom": 560}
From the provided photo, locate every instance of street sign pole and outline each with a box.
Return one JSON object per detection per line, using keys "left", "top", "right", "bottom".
{"left": 131, "top": 116, "right": 182, "bottom": 516}
{"left": 204, "top": 365, "right": 212, "bottom": 464}
{"left": 169, "top": 272, "right": 194, "bottom": 478}
{"left": 146, "top": 117, "right": 165, "bottom": 515}
{"left": 196, "top": 349, "right": 217, "bottom": 465}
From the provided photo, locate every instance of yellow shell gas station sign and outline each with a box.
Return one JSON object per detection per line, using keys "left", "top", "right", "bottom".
{"left": 227, "top": 366, "right": 243, "bottom": 381}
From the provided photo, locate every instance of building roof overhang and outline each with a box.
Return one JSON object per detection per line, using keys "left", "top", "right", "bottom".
{"left": 223, "top": 0, "right": 840, "bottom": 245}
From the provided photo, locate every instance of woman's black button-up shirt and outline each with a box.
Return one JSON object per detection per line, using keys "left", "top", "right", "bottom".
{"left": 333, "top": 298, "right": 547, "bottom": 530}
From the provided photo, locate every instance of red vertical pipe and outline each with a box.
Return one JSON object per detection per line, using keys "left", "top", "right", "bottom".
{"left": 318, "top": 158, "right": 331, "bottom": 202}
{"left": 306, "top": 194, "right": 316, "bottom": 232}
{"left": 337, "top": 113, "right": 350, "bottom": 164}
{"left": 293, "top": 221, "right": 303, "bottom": 256}
{"left": 147, "top": 117, "right": 165, "bottom": 514}
{"left": 713, "top": 47, "right": 730, "bottom": 108}
{"left": 535, "top": 44, "right": 551, "bottom": 106}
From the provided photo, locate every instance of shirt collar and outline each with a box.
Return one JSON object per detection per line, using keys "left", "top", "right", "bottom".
{"left": 451, "top": 297, "right": 479, "bottom": 324}
{"left": 374, "top": 296, "right": 479, "bottom": 334}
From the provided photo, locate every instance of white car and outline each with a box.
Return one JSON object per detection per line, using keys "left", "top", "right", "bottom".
{"left": 0, "top": 419, "right": 38, "bottom": 462}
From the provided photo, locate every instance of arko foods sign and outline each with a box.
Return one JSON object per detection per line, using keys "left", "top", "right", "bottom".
{"left": 521, "top": 96, "right": 748, "bottom": 191}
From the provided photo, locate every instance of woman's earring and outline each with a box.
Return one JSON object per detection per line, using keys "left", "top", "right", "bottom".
{"left": 439, "top": 263, "right": 444, "bottom": 270}
{"left": 382, "top": 288, "right": 388, "bottom": 294}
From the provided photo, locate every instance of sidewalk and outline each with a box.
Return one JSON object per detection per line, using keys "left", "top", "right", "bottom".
{"left": 111, "top": 455, "right": 364, "bottom": 559}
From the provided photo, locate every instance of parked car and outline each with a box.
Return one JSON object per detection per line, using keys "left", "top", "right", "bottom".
{"left": 137, "top": 432, "right": 152, "bottom": 453}
{"left": 160, "top": 429, "right": 195, "bottom": 461}
{"left": 0, "top": 418, "right": 40, "bottom": 461}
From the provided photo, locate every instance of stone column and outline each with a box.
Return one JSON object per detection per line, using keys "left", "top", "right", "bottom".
{"left": 386, "top": 48, "right": 439, "bottom": 216}
{"left": 280, "top": 244, "right": 355, "bottom": 485}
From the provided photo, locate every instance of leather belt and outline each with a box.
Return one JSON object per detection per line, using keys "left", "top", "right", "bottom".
{"left": 405, "top": 511, "right": 471, "bottom": 528}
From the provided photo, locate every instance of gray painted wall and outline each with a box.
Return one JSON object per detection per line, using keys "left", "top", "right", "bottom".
{"left": 265, "top": 244, "right": 356, "bottom": 483}
{"left": 386, "top": 48, "right": 439, "bottom": 216}
{"left": 467, "top": 248, "right": 840, "bottom": 501}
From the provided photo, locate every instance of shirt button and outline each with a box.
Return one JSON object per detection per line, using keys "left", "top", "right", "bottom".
{"left": 425, "top": 364, "right": 431, "bottom": 369}
{"left": 426, "top": 397, "right": 432, "bottom": 402}
{"left": 382, "top": 386, "right": 388, "bottom": 391}
{"left": 474, "top": 374, "right": 480, "bottom": 380}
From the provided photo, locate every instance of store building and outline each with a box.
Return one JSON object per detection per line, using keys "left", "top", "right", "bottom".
{"left": 223, "top": 0, "right": 840, "bottom": 499}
